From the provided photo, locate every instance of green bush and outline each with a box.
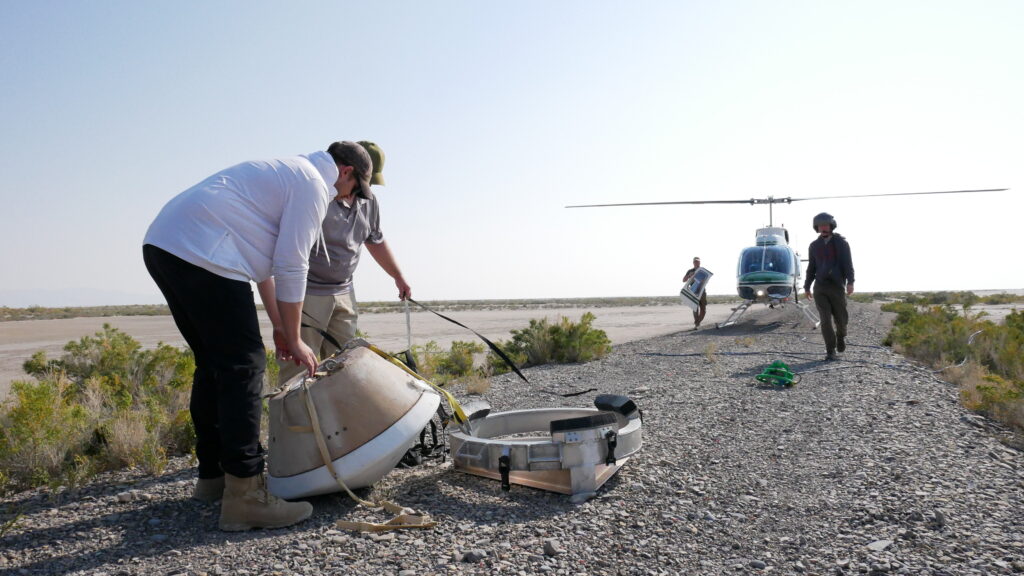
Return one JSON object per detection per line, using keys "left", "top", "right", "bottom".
{"left": 982, "top": 310, "right": 1024, "bottom": 381}
{"left": 880, "top": 301, "right": 919, "bottom": 326}
{"left": 23, "top": 324, "right": 195, "bottom": 409}
{"left": 981, "top": 293, "right": 1024, "bottom": 305}
{"left": 883, "top": 305, "right": 972, "bottom": 363}
{"left": 0, "top": 376, "right": 92, "bottom": 490}
{"left": 849, "top": 292, "right": 885, "bottom": 303}
{"left": 1, "top": 325, "right": 198, "bottom": 495}
{"left": 898, "top": 291, "right": 980, "bottom": 308}
{"left": 486, "top": 312, "right": 611, "bottom": 375}
{"left": 884, "top": 303, "right": 1024, "bottom": 432}
{"left": 973, "top": 373, "right": 1024, "bottom": 405}
{"left": 405, "top": 340, "right": 485, "bottom": 386}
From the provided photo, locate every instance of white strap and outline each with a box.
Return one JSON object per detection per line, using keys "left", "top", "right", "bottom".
{"left": 300, "top": 380, "right": 436, "bottom": 532}
{"left": 404, "top": 299, "right": 412, "bottom": 353}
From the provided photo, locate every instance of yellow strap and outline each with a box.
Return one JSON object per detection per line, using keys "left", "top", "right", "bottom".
{"left": 365, "top": 343, "right": 469, "bottom": 425}
{"left": 299, "top": 380, "right": 436, "bottom": 532}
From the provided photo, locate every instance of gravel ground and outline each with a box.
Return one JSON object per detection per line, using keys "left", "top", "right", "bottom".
{"left": 2, "top": 302, "right": 1023, "bottom": 576}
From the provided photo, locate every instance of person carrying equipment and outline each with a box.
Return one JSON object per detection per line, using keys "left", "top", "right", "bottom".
{"left": 682, "top": 256, "right": 708, "bottom": 329}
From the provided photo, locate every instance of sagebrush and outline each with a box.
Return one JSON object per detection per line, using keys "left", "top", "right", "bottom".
{"left": 1, "top": 325, "right": 198, "bottom": 494}
{"left": 485, "top": 312, "right": 611, "bottom": 375}
{"left": 403, "top": 340, "right": 485, "bottom": 388}
{"left": 882, "top": 302, "right": 1024, "bottom": 432}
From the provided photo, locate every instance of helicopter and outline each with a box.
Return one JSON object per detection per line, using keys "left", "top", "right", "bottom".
{"left": 567, "top": 188, "right": 1008, "bottom": 328}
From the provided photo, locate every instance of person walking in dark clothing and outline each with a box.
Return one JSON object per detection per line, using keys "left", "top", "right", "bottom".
{"left": 803, "top": 212, "right": 855, "bottom": 361}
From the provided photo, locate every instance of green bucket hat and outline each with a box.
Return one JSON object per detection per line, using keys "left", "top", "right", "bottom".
{"left": 358, "top": 141, "right": 386, "bottom": 186}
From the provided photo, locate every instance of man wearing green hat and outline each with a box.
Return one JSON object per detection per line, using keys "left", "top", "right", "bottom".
{"left": 277, "top": 141, "right": 411, "bottom": 384}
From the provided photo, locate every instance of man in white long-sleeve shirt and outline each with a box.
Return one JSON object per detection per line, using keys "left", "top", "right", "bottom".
{"left": 142, "top": 141, "right": 374, "bottom": 531}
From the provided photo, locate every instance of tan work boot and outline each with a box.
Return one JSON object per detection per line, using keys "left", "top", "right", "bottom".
{"left": 192, "top": 476, "right": 225, "bottom": 502}
{"left": 219, "top": 473, "right": 313, "bottom": 532}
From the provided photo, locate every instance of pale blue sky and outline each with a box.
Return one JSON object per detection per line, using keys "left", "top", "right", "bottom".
{"left": 1, "top": 1, "right": 1021, "bottom": 307}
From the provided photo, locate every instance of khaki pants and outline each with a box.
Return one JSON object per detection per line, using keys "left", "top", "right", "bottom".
{"left": 813, "top": 282, "right": 848, "bottom": 354}
{"left": 277, "top": 291, "right": 359, "bottom": 385}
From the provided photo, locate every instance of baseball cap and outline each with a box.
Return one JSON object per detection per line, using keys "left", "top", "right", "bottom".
{"left": 357, "top": 141, "right": 386, "bottom": 186}
{"left": 326, "top": 141, "right": 373, "bottom": 198}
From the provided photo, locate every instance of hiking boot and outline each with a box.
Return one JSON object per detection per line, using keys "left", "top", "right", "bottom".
{"left": 192, "top": 475, "right": 225, "bottom": 503}
{"left": 837, "top": 337, "right": 846, "bottom": 353}
{"left": 825, "top": 351, "right": 838, "bottom": 361}
{"left": 219, "top": 473, "right": 313, "bottom": 532}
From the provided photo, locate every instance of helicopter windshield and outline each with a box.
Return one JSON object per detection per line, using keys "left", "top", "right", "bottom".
{"left": 738, "top": 246, "right": 794, "bottom": 275}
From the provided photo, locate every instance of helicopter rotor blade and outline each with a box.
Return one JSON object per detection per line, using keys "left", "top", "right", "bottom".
{"left": 566, "top": 188, "right": 1008, "bottom": 209}
{"left": 566, "top": 198, "right": 782, "bottom": 208}
{"left": 788, "top": 188, "right": 1007, "bottom": 202}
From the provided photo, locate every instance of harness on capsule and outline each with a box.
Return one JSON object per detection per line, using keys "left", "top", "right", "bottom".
{"left": 290, "top": 301, "right": 529, "bottom": 531}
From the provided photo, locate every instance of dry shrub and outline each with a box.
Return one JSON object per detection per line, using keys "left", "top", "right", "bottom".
{"left": 952, "top": 361, "right": 1024, "bottom": 431}
{"left": 993, "top": 400, "right": 1024, "bottom": 432}
{"left": 956, "top": 368, "right": 1024, "bottom": 428}
{"left": 704, "top": 342, "right": 719, "bottom": 363}
{"left": 464, "top": 373, "right": 492, "bottom": 396}
{"left": 105, "top": 413, "right": 148, "bottom": 467}
{"left": 952, "top": 363, "right": 989, "bottom": 411}
{"left": 105, "top": 413, "right": 168, "bottom": 475}
{"left": 79, "top": 376, "right": 107, "bottom": 417}
{"left": 704, "top": 342, "right": 725, "bottom": 377}
{"left": 162, "top": 385, "right": 191, "bottom": 420}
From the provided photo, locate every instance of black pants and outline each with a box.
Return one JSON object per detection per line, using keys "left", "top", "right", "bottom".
{"left": 813, "top": 281, "right": 848, "bottom": 353}
{"left": 143, "top": 244, "right": 266, "bottom": 479}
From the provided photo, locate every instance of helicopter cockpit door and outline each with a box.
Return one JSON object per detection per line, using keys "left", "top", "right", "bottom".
{"left": 680, "top": 267, "right": 713, "bottom": 312}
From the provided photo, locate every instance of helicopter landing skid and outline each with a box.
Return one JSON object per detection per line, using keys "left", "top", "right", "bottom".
{"left": 797, "top": 301, "right": 821, "bottom": 329}
{"left": 716, "top": 301, "right": 752, "bottom": 329}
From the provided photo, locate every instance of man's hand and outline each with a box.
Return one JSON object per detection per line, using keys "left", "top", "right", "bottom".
{"left": 846, "top": 282, "right": 855, "bottom": 296}
{"left": 289, "top": 338, "right": 318, "bottom": 377}
{"left": 805, "top": 289, "right": 813, "bottom": 300}
{"left": 273, "top": 327, "right": 291, "bottom": 362}
{"left": 276, "top": 300, "right": 315, "bottom": 375}
{"left": 396, "top": 277, "right": 412, "bottom": 301}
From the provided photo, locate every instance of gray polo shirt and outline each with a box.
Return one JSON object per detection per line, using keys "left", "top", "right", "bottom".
{"left": 305, "top": 195, "right": 384, "bottom": 296}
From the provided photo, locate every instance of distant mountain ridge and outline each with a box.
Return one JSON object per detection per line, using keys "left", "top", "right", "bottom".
{"left": 0, "top": 288, "right": 165, "bottom": 308}
{"left": 2, "top": 287, "right": 1021, "bottom": 309}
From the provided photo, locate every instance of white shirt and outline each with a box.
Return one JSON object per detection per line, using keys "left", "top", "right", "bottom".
{"left": 144, "top": 151, "right": 339, "bottom": 302}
